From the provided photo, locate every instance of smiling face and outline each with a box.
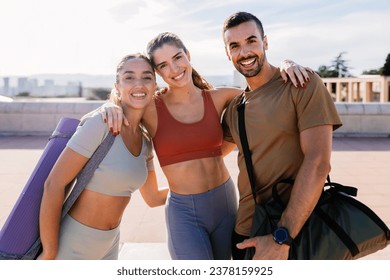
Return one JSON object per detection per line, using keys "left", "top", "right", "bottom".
{"left": 224, "top": 20, "right": 268, "bottom": 78}
{"left": 152, "top": 43, "right": 193, "bottom": 88}
{"left": 115, "top": 57, "right": 156, "bottom": 110}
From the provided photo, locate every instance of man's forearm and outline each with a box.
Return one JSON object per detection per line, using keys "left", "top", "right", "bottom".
{"left": 278, "top": 157, "right": 329, "bottom": 238}
{"left": 278, "top": 125, "right": 333, "bottom": 238}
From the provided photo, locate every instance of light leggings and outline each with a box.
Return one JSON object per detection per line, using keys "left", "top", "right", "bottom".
{"left": 55, "top": 214, "right": 120, "bottom": 260}
{"left": 165, "top": 177, "right": 237, "bottom": 260}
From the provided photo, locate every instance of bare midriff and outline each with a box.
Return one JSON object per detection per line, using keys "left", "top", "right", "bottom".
{"left": 162, "top": 155, "right": 230, "bottom": 195}
{"left": 68, "top": 189, "right": 130, "bottom": 230}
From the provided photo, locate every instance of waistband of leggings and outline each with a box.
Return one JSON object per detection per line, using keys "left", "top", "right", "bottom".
{"left": 169, "top": 177, "right": 233, "bottom": 199}
{"left": 65, "top": 214, "right": 120, "bottom": 236}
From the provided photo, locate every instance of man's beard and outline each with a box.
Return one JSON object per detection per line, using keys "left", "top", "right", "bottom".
{"left": 236, "top": 52, "right": 266, "bottom": 78}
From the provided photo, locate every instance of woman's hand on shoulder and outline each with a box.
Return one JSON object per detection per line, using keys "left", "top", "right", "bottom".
{"left": 155, "top": 86, "right": 168, "bottom": 96}
{"left": 280, "top": 59, "right": 314, "bottom": 88}
{"left": 100, "top": 103, "right": 128, "bottom": 135}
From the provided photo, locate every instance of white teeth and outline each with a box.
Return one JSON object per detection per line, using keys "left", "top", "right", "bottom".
{"left": 131, "top": 93, "right": 146, "bottom": 97}
{"left": 241, "top": 58, "right": 256, "bottom": 66}
{"left": 173, "top": 72, "right": 185, "bottom": 80}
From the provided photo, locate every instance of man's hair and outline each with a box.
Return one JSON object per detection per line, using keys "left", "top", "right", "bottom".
{"left": 222, "top": 11, "right": 265, "bottom": 39}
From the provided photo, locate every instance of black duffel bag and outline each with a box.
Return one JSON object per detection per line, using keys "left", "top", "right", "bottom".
{"left": 245, "top": 178, "right": 390, "bottom": 259}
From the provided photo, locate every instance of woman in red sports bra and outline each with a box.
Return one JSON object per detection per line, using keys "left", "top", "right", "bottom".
{"left": 101, "top": 32, "right": 310, "bottom": 260}
{"left": 143, "top": 33, "right": 240, "bottom": 259}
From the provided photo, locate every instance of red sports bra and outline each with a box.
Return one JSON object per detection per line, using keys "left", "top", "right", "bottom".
{"left": 153, "top": 90, "right": 223, "bottom": 167}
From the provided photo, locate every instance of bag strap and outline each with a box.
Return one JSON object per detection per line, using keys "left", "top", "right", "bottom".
{"left": 61, "top": 133, "right": 115, "bottom": 217}
{"left": 237, "top": 95, "right": 258, "bottom": 204}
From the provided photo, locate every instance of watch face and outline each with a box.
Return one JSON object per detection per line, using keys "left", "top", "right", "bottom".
{"left": 275, "top": 228, "right": 288, "bottom": 242}
{"left": 274, "top": 227, "right": 288, "bottom": 244}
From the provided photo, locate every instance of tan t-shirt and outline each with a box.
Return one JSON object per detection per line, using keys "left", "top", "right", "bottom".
{"left": 222, "top": 69, "right": 342, "bottom": 236}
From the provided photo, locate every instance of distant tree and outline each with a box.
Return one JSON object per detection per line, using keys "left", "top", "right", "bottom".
{"left": 361, "top": 53, "right": 390, "bottom": 76}
{"left": 362, "top": 69, "right": 382, "bottom": 75}
{"left": 317, "top": 65, "right": 338, "bottom": 78}
{"left": 382, "top": 53, "right": 390, "bottom": 76}
{"left": 316, "top": 52, "right": 351, "bottom": 78}
{"left": 17, "top": 92, "right": 30, "bottom": 97}
{"left": 331, "top": 52, "right": 350, "bottom": 77}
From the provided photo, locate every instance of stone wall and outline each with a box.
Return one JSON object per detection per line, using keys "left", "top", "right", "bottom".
{"left": 0, "top": 101, "right": 390, "bottom": 136}
{"left": 0, "top": 101, "right": 104, "bottom": 135}
{"left": 335, "top": 103, "right": 390, "bottom": 137}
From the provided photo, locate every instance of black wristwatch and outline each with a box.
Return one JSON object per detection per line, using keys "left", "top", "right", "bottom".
{"left": 273, "top": 227, "right": 293, "bottom": 246}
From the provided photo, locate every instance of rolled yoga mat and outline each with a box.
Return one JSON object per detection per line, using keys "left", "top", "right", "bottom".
{"left": 0, "top": 117, "right": 80, "bottom": 258}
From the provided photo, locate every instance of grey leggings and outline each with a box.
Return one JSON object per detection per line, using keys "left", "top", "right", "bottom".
{"left": 165, "top": 178, "right": 237, "bottom": 260}
{"left": 55, "top": 214, "right": 120, "bottom": 260}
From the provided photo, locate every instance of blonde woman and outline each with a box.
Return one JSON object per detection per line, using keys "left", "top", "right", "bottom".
{"left": 38, "top": 54, "right": 168, "bottom": 260}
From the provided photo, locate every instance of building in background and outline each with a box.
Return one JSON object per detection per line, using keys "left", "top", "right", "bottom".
{"left": 2, "top": 77, "right": 9, "bottom": 96}
{"left": 0, "top": 76, "right": 82, "bottom": 97}
{"left": 2, "top": 73, "right": 389, "bottom": 103}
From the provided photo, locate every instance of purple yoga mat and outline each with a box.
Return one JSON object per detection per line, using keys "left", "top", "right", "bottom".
{"left": 0, "top": 117, "right": 80, "bottom": 255}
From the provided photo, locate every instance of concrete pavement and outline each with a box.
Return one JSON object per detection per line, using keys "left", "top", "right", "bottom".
{"left": 0, "top": 135, "right": 389, "bottom": 260}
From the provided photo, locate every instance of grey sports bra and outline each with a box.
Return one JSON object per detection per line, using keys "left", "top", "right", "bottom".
{"left": 67, "top": 113, "right": 154, "bottom": 197}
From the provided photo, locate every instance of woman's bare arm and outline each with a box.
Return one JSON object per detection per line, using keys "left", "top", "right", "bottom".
{"left": 38, "top": 148, "right": 89, "bottom": 259}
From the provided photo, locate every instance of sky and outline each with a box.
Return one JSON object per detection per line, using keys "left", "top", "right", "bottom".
{"left": 0, "top": 0, "right": 389, "bottom": 79}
